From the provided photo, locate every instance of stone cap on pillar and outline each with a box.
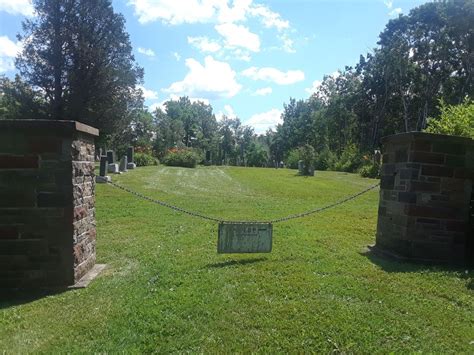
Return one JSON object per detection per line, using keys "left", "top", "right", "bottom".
{"left": 0, "top": 119, "right": 99, "bottom": 137}
{"left": 381, "top": 131, "right": 474, "bottom": 145}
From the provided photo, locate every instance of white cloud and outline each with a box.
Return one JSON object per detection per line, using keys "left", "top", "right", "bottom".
{"left": 0, "top": 36, "right": 22, "bottom": 73}
{"left": 389, "top": 7, "right": 402, "bottom": 16}
{"left": 329, "top": 71, "right": 341, "bottom": 79}
{"left": 128, "top": 0, "right": 290, "bottom": 30}
{"left": 128, "top": 0, "right": 219, "bottom": 25}
{"left": 170, "top": 94, "right": 210, "bottom": 105}
{"left": 128, "top": 0, "right": 295, "bottom": 55}
{"left": 305, "top": 80, "right": 322, "bottom": 95}
{"left": 148, "top": 95, "right": 210, "bottom": 113}
{"left": 215, "top": 23, "right": 260, "bottom": 52}
{"left": 246, "top": 108, "right": 282, "bottom": 133}
{"left": 221, "top": 48, "right": 251, "bottom": 62}
{"left": 0, "top": 0, "right": 34, "bottom": 17}
{"left": 223, "top": 104, "right": 236, "bottom": 117}
{"left": 172, "top": 52, "right": 181, "bottom": 61}
{"left": 241, "top": 66, "right": 304, "bottom": 85}
{"left": 249, "top": 4, "right": 289, "bottom": 31}
{"left": 384, "top": 0, "right": 393, "bottom": 9}
{"left": 216, "top": 104, "right": 237, "bottom": 121}
{"left": 188, "top": 36, "right": 221, "bottom": 53}
{"left": 138, "top": 47, "right": 156, "bottom": 57}
{"left": 137, "top": 85, "right": 158, "bottom": 100}
{"left": 305, "top": 72, "right": 340, "bottom": 95}
{"left": 165, "top": 55, "right": 241, "bottom": 99}
{"left": 384, "top": 0, "right": 401, "bottom": 16}
{"left": 217, "top": 0, "right": 252, "bottom": 23}
{"left": 0, "top": 36, "right": 21, "bottom": 57}
{"left": 128, "top": 1, "right": 296, "bottom": 56}
{"left": 254, "top": 87, "right": 272, "bottom": 96}
{"left": 278, "top": 33, "right": 296, "bottom": 53}
{"left": 148, "top": 101, "right": 165, "bottom": 112}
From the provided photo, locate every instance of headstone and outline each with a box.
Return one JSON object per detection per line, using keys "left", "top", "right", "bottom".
{"left": 127, "top": 147, "right": 134, "bottom": 163}
{"left": 127, "top": 162, "right": 136, "bottom": 169}
{"left": 279, "top": 161, "right": 284, "bottom": 168}
{"left": 206, "top": 150, "right": 211, "bottom": 162}
{"left": 96, "top": 175, "right": 111, "bottom": 183}
{"left": 99, "top": 156, "right": 108, "bottom": 176}
{"left": 218, "top": 223, "right": 272, "bottom": 253}
{"left": 108, "top": 163, "right": 119, "bottom": 174}
{"left": 97, "top": 156, "right": 111, "bottom": 183}
{"left": 308, "top": 166, "right": 315, "bottom": 176}
{"left": 298, "top": 160, "right": 304, "bottom": 175}
{"left": 374, "top": 149, "right": 381, "bottom": 165}
{"left": 106, "top": 150, "right": 115, "bottom": 164}
{"left": 119, "top": 156, "right": 128, "bottom": 172}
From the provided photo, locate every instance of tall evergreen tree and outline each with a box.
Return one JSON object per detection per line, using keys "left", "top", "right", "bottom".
{"left": 16, "top": 0, "right": 144, "bottom": 136}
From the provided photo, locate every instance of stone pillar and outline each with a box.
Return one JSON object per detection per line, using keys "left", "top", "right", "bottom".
{"left": 0, "top": 120, "right": 99, "bottom": 287}
{"left": 375, "top": 132, "right": 474, "bottom": 264}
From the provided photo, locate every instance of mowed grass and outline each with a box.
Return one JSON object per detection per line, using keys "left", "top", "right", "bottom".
{"left": 1, "top": 166, "right": 473, "bottom": 353}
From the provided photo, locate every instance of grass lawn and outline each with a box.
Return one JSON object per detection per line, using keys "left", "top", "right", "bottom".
{"left": 1, "top": 166, "right": 473, "bottom": 352}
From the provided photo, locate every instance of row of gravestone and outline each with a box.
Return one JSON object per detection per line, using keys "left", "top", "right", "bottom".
{"left": 96, "top": 147, "right": 136, "bottom": 183}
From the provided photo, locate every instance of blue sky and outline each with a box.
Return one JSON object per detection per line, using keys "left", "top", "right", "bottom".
{"left": 0, "top": 0, "right": 427, "bottom": 132}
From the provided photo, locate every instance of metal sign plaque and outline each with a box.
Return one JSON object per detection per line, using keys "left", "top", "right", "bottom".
{"left": 217, "top": 222, "right": 272, "bottom": 253}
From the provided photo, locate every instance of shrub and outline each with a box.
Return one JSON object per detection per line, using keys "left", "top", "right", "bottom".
{"left": 331, "top": 144, "right": 363, "bottom": 173}
{"left": 285, "top": 149, "right": 300, "bottom": 169}
{"left": 298, "top": 144, "right": 316, "bottom": 175}
{"left": 134, "top": 152, "right": 159, "bottom": 167}
{"left": 314, "top": 149, "right": 335, "bottom": 171}
{"left": 163, "top": 148, "right": 200, "bottom": 168}
{"left": 246, "top": 143, "right": 268, "bottom": 167}
{"left": 287, "top": 146, "right": 332, "bottom": 172}
{"left": 424, "top": 99, "right": 474, "bottom": 138}
{"left": 359, "top": 162, "right": 380, "bottom": 178}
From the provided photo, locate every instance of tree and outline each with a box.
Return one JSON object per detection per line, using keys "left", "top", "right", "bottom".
{"left": 246, "top": 142, "right": 268, "bottom": 167}
{"left": 0, "top": 75, "right": 47, "bottom": 119}
{"left": 153, "top": 107, "right": 184, "bottom": 158}
{"left": 16, "top": 0, "right": 143, "bottom": 137}
{"left": 425, "top": 99, "right": 474, "bottom": 139}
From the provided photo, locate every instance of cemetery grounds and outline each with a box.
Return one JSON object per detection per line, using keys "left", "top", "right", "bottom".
{"left": 0, "top": 166, "right": 473, "bottom": 352}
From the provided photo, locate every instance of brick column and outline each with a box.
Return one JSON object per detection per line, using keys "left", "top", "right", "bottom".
{"left": 0, "top": 120, "right": 99, "bottom": 287}
{"left": 375, "top": 132, "right": 474, "bottom": 264}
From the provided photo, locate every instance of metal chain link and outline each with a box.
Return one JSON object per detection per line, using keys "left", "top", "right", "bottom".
{"left": 267, "top": 182, "right": 380, "bottom": 223}
{"left": 105, "top": 179, "right": 380, "bottom": 224}
{"left": 106, "top": 180, "right": 222, "bottom": 223}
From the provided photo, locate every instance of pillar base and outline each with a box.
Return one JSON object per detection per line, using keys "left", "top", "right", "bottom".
{"left": 69, "top": 264, "right": 107, "bottom": 289}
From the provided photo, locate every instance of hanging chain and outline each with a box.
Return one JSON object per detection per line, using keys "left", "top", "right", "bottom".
{"left": 106, "top": 180, "right": 222, "bottom": 222}
{"left": 267, "top": 182, "right": 380, "bottom": 223}
{"left": 105, "top": 179, "right": 380, "bottom": 224}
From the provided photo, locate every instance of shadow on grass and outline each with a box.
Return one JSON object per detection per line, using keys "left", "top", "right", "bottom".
{"left": 206, "top": 257, "right": 267, "bottom": 268}
{"left": 361, "top": 247, "right": 474, "bottom": 291}
{"left": 0, "top": 288, "right": 71, "bottom": 310}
